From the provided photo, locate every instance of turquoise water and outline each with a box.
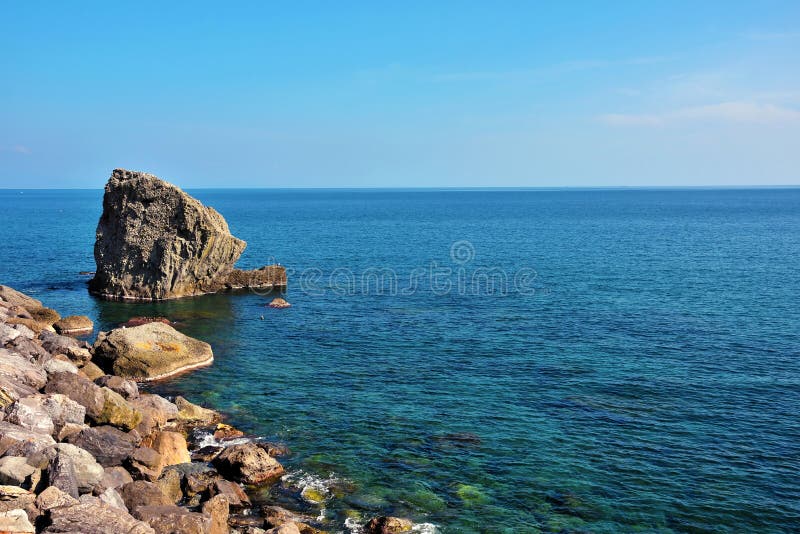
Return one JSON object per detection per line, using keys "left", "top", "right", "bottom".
{"left": 1, "top": 188, "right": 799, "bottom": 532}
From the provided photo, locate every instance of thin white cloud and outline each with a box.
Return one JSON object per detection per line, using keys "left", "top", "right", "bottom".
{"left": 599, "top": 102, "right": 800, "bottom": 126}
{"left": 0, "top": 144, "right": 32, "bottom": 154}
{"left": 433, "top": 56, "right": 672, "bottom": 82}
{"left": 741, "top": 30, "right": 800, "bottom": 41}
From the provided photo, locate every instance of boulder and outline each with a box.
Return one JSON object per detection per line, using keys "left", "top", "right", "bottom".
{"left": 0, "top": 324, "right": 20, "bottom": 344}
{"left": 0, "top": 377, "right": 36, "bottom": 411}
{"left": 0, "top": 486, "right": 35, "bottom": 516}
{"left": 38, "top": 331, "right": 82, "bottom": 356}
{"left": 6, "top": 337, "right": 49, "bottom": 365}
{"left": 212, "top": 479, "right": 250, "bottom": 509}
{"left": 133, "top": 505, "right": 212, "bottom": 534}
{"left": 155, "top": 469, "right": 183, "bottom": 504}
{"left": 93, "top": 323, "right": 214, "bottom": 381}
{"left": 175, "top": 396, "right": 220, "bottom": 424}
{"left": 53, "top": 315, "right": 93, "bottom": 335}
{"left": 48, "top": 451, "right": 79, "bottom": 498}
{"left": 35, "top": 486, "right": 79, "bottom": 511}
{"left": 95, "top": 387, "right": 142, "bottom": 430}
{"left": 44, "top": 500, "right": 155, "bottom": 533}
{"left": 127, "top": 447, "right": 163, "bottom": 481}
{"left": 95, "top": 375, "right": 139, "bottom": 400}
{"left": 6, "top": 394, "right": 86, "bottom": 437}
{"left": 0, "top": 286, "right": 42, "bottom": 311}
{"left": 118, "top": 481, "right": 172, "bottom": 512}
{"left": 94, "top": 466, "right": 133, "bottom": 494}
{"left": 0, "top": 509, "right": 35, "bottom": 534}
{"left": 0, "top": 457, "right": 38, "bottom": 488}
{"left": 81, "top": 361, "right": 106, "bottom": 380}
{"left": 212, "top": 443, "right": 284, "bottom": 485}
{"left": 213, "top": 424, "right": 244, "bottom": 441}
{"left": 0, "top": 349, "right": 47, "bottom": 391}
{"left": 268, "top": 298, "right": 291, "bottom": 309}
{"left": 131, "top": 394, "right": 178, "bottom": 431}
{"left": 152, "top": 432, "right": 191, "bottom": 467}
{"left": 43, "top": 358, "right": 78, "bottom": 377}
{"left": 45, "top": 444, "right": 105, "bottom": 493}
{"left": 28, "top": 307, "right": 60, "bottom": 326}
{"left": 202, "top": 494, "right": 229, "bottom": 534}
{"left": 89, "top": 168, "right": 285, "bottom": 301}
{"left": 365, "top": 517, "right": 413, "bottom": 534}
{"left": 44, "top": 372, "right": 104, "bottom": 419}
{"left": 97, "top": 487, "right": 128, "bottom": 511}
{"left": 0, "top": 421, "right": 56, "bottom": 457}
{"left": 65, "top": 426, "right": 138, "bottom": 467}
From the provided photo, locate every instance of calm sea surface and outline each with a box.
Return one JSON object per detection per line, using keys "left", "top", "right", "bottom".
{"left": 1, "top": 188, "right": 799, "bottom": 533}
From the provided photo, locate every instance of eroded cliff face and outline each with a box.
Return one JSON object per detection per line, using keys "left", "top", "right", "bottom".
{"left": 89, "top": 169, "right": 285, "bottom": 301}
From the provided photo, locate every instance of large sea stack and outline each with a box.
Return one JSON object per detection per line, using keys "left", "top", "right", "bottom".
{"left": 89, "top": 169, "right": 285, "bottom": 301}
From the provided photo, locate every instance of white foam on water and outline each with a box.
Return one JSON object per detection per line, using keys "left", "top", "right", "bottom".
{"left": 281, "top": 469, "right": 352, "bottom": 505}
{"left": 342, "top": 518, "right": 438, "bottom": 534}
{"left": 343, "top": 516, "right": 364, "bottom": 533}
{"left": 195, "top": 431, "right": 254, "bottom": 449}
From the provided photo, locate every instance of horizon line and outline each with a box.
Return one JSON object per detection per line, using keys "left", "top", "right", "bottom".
{"left": 2, "top": 184, "right": 800, "bottom": 191}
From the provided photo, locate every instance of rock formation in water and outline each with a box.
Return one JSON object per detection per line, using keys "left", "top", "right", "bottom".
{"left": 89, "top": 169, "right": 286, "bottom": 301}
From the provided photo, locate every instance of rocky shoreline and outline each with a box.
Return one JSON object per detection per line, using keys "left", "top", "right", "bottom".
{"left": 0, "top": 284, "right": 416, "bottom": 534}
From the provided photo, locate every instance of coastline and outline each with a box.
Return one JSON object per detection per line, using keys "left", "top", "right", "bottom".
{"left": 0, "top": 284, "right": 419, "bottom": 534}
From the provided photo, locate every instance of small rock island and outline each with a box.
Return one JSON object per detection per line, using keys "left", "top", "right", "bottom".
{"left": 89, "top": 169, "right": 286, "bottom": 301}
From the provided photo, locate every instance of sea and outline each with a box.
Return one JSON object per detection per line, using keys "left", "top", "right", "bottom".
{"left": 1, "top": 187, "right": 799, "bottom": 533}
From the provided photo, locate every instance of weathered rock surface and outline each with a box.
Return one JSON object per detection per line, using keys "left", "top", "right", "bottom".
{"left": 0, "top": 286, "right": 41, "bottom": 312}
{"left": 118, "top": 480, "right": 172, "bottom": 512}
{"left": 176, "top": 396, "right": 220, "bottom": 424}
{"left": 35, "top": 485, "right": 79, "bottom": 511}
{"left": 0, "top": 457, "right": 38, "bottom": 489}
{"left": 93, "top": 323, "right": 214, "bottom": 381}
{"left": 95, "top": 375, "right": 139, "bottom": 400}
{"left": 44, "top": 500, "right": 155, "bottom": 533}
{"left": 133, "top": 504, "right": 212, "bottom": 534}
{"left": 212, "top": 443, "right": 284, "bottom": 485}
{"left": 6, "top": 394, "right": 85, "bottom": 437}
{"left": 0, "top": 508, "right": 35, "bottom": 533}
{"left": 53, "top": 315, "right": 93, "bottom": 335}
{"left": 151, "top": 431, "right": 191, "bottom": 467}
{"left": 89, "top": 168, "right": 286, "bottom": 301}
{"left": 202, "top": 494, "right": 229, "bottom": 534}
{"left": 45, "top": 444, "right": 105, "bottom": 493}
{"left": 65, "top": 426, "right": 138, "bottom": 467}
{"left": 0, "top": 421, "right": 56, "bottom": 457}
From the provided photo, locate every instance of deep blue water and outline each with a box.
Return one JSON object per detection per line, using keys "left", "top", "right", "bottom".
{"left": 1, "top": 188, "right": 799, "bottom": 533}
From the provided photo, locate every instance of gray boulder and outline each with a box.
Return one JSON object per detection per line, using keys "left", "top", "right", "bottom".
{"left": 89, "top": 168, "right": 285, "bottom": 301}
{"left": 65, "top": 425, "right": 138, "bottom": 467}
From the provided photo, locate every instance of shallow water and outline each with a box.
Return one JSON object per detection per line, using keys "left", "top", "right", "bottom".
{"left": 1, "top": 188, "right": 799, "bottom": 532}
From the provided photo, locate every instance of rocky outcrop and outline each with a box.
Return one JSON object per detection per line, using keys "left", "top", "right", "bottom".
{"left": 93, "top": 322, "right": 214, "bottom": 381}
{"left": 0, "top": 285, "right": 347, "bottom": 534}
{"left": 89, "top": 168, "right": 286, "bottom": 301}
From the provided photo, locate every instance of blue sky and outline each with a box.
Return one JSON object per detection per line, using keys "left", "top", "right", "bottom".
{"left": 1, "top": 1, "right": 799, "bottom": 188}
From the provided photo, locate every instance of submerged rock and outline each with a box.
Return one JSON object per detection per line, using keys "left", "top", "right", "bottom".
{"left": 89, "top": 168, "right": 286, "bottom": 301}
{"left": 365, "top": 516, "right": 413, "bottom": 534}
{"left": 93, "top": 323, "right": 214, "bottom": 381}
